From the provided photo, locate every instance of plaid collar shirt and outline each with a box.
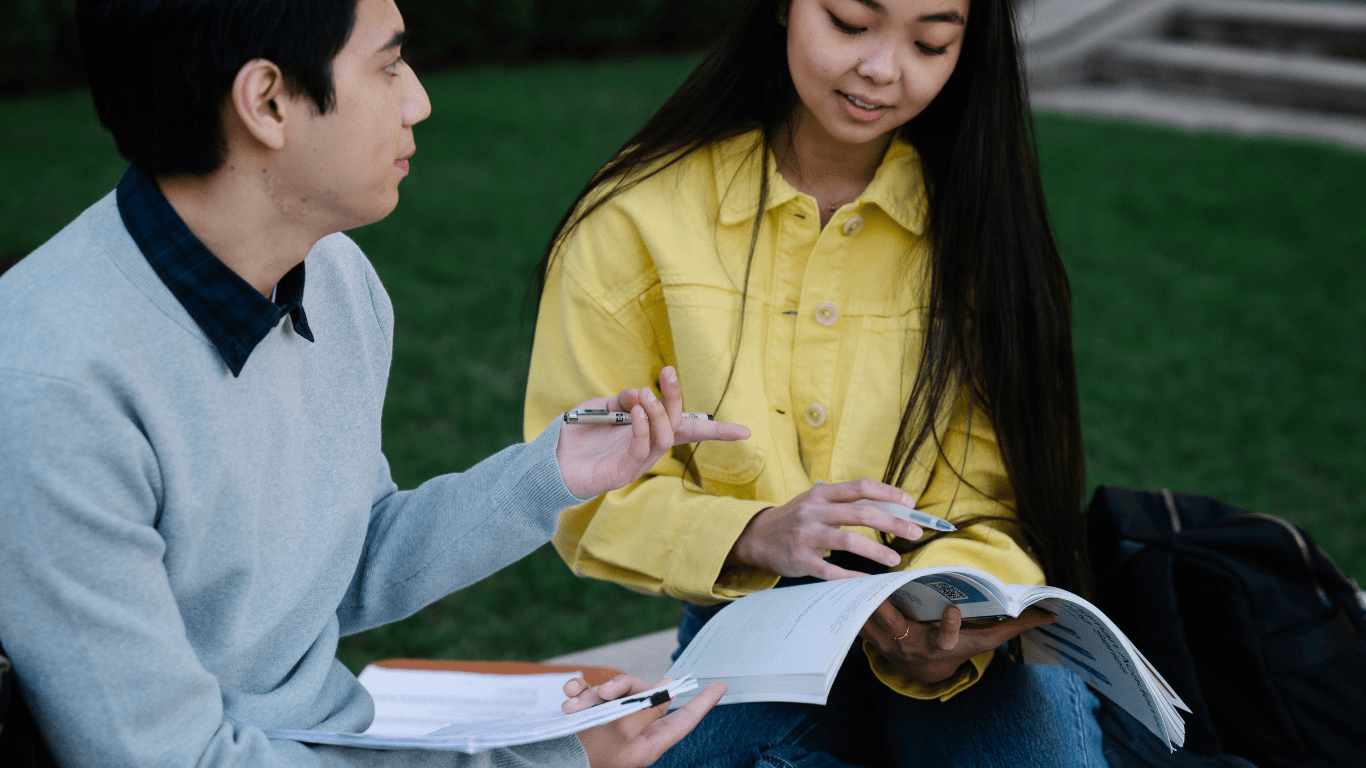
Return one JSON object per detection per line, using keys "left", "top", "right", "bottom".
{"left": 116, "top": 165, "right": 314, "bottom": 376}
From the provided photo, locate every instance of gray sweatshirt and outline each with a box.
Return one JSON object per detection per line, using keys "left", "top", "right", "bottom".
{"left": 0, "top": 193, "right": 591, "bottom": 768}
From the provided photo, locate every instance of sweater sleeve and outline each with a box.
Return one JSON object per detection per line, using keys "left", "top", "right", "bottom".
{"left": 0, "top": 370, "right": 589, "bottom": 768}
{"left": 334, "top": 233, "right": 583, "bottom": 634}
{"left": 336, "top": 418, "right": 583, "bottom": 635}
{"left": 525, "top": 218, "right": 776, "bottom": 606}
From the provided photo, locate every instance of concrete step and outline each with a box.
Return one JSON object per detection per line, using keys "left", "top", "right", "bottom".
{"left": 1098, "top": 38, "right": 1366, "bottom": 114}
{"left": 1024, "top": 0, "right": 1168, "bottom": 48}
{"left": 1025, "top": 0, "right": 1182, "bottom": 88}
{"left": 1031, "top": 83, "right": 1366, "bottom": 149}
{"left": 1170, "top": 0, "right": 1366, "bottom": 59}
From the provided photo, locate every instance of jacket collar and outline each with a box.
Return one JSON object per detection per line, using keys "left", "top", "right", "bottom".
{"left": 713, "top": 129, "right": 927, "bottom": 235}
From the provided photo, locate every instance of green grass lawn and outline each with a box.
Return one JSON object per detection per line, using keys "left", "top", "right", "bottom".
{"left": 2, "top": 54, "right": 1362, "bottom": 674}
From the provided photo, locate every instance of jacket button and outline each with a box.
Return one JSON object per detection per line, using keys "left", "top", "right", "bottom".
{"left": 815, "top": 302, "right": 838, "bottom": 326}
{"left": 841, "top": 216, "right": 863, "bottom": 236}
{"left": 805, "top": 403, "right": 826, "bottom": 427}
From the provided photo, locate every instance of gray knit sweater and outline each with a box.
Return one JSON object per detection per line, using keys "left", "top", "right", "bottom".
{"left": 0, "top": 193, "right": 591, "bottom": 768}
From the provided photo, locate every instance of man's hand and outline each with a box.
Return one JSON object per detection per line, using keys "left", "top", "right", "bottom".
{"left": 860, "top": 602, "right": 1055, "bottom": 684}
{"left": 727, "top": 479, "right": 924, "bottom": 580}
{"left": 563, "top": 674, "right": 728, "bottom": 768}
{"left": 555, "top": 366, "right": 749, "bottom": 499}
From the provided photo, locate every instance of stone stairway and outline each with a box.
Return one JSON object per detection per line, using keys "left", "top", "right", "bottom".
{"left": 1023, "top": 0, "right": 1366, "bottom": 149}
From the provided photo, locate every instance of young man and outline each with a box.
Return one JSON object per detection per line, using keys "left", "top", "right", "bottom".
{"left": 0, "top": 1, "right": 739, "bottom": 766}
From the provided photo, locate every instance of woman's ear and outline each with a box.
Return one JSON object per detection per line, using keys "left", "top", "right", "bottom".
{"left": 228, "top": 58, "right": 291, "bottom": 152}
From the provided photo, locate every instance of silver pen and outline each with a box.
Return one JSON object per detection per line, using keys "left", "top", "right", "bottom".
{"left": 862, "top": 499, "right": 958, "bottom": 533}
{"left": 563, "top": 409, "right": 714, "bottom": 425}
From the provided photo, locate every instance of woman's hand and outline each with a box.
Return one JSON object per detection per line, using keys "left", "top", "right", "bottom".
{"left": 727, "top": 479, "right": 925, "bottom": 580}
{"left": 860, "top": 601, "right": 1056, "bottom": 684}
{"left": 556, "top": 366, "right": 750, "bottom": 500}
{"left": 563, "top": 674, "right": 728, "bottom": 768}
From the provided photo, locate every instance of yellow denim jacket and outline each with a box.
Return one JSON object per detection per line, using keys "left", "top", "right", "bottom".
{"left": 524, "top": 130, "right": 1044, "bottom": 700}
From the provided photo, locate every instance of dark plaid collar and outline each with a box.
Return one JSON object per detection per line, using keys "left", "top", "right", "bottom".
{"left": 116, "top": 165, "right": 313, "bottom": 376}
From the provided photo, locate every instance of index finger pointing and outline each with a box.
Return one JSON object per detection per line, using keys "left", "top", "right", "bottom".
{"left": 674, "top": 418, "right": 750, "bottom": 444}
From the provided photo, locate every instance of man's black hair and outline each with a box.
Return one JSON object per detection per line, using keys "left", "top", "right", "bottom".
{"left": 76, "top": 0, "right": 360, "bottom": 177}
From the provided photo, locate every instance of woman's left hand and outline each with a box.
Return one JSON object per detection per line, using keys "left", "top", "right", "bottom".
{"left": 555, "top": 365, "right": 750, "bottom": 500}
{"left": 859, "top": 600, "right": 1055, "bottom": 684}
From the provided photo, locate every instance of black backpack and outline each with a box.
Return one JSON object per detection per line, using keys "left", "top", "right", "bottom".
{"left": 1085, "top": 486, "right": 1366, "bottom": 767}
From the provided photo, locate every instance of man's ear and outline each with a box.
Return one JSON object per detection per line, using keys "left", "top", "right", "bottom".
{"left": 229, "top": 58, "right": 294, "bottom": 152}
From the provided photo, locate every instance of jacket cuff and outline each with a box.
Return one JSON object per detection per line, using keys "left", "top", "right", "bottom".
{"left": 862, "top": 641, "right": 995, "bottom": 702}
{"left": 665, "top": 498, "right": 779, "bottom": 604}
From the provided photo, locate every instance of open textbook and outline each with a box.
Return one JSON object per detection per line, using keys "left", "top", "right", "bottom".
{"left": 264, "top": 675, "right": 697, "bottom": 753}
{"left": 665, "top": 566, "right": 1190, "bottom": 750}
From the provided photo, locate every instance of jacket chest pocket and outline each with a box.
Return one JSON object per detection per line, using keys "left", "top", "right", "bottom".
{"left": 828, "top": 310, "right": 924, "bottom": 484}
{"left": 665, "top": 289, "right": 770, "bottom": 487}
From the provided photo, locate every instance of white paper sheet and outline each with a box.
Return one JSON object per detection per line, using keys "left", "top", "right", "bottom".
{"left": 667, "top": 572, "right": 911, "bottom": 705}
{"left": 265, "top": 676, "right": 698, "bottom": 753}
{"left": 356, "top": 666, "right": 582, "bottom": 737}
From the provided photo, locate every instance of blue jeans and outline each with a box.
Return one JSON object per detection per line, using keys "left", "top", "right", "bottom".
{"left": 655, "top": 600, "right": 1106, "bottom": 768}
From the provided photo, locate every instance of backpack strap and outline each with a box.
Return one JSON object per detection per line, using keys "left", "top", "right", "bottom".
{"left": 1161, "top": 490, "right": 1183, "bottom": 533}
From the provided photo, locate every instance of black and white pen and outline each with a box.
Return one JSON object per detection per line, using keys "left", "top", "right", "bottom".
{"left": 563, "top": 409, "right": 713, "bottom": 425}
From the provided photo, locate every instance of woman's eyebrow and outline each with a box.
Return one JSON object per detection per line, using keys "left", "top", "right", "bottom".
{"left": 918, "top": 10, "right": 966, "bottom": 24}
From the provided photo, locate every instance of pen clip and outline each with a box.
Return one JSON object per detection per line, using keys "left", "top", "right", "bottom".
{"left": 617, "top": 690, "right": 672, "bottom": 708}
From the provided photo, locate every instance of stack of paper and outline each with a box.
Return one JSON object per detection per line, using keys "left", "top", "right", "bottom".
{"left": 265, "top": 675, "right": 697, "bottom": 753}
{"left": 357, "top": 666, "right": 582, "bottom": 737}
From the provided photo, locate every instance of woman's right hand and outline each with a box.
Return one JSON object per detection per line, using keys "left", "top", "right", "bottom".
{"left": 727, "top": 479, "right": 923, "bottom": 580}
{"left": 861, "top": 602, "right": 1056, "bottom": 684}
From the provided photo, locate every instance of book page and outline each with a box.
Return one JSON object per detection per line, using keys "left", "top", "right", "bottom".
{"left": 1004, "top": 586, "right": 1188, "bottom": 714}
{"left": 661, "top": 566, "right": 1184, "bottom": 750}
{"left": 667, "top": 572, "right": 909, "bottom": 699}
{"left": 890, "top": 570, "right": 1013, "bottom": 621}
{"left": 357, "top": 666, "right": 580, "bottom": 737}
{"left": 1020, "top": 598, "right": 1182, "bottom": 747}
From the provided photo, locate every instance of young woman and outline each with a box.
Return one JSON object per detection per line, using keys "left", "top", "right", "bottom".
{"left": 524, "top": 0, "right": 1101, "bottom": 764}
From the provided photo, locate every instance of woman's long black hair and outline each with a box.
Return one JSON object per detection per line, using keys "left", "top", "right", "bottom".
{"left": 534, "top": 0, "right": 1089, "bottom": 597}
